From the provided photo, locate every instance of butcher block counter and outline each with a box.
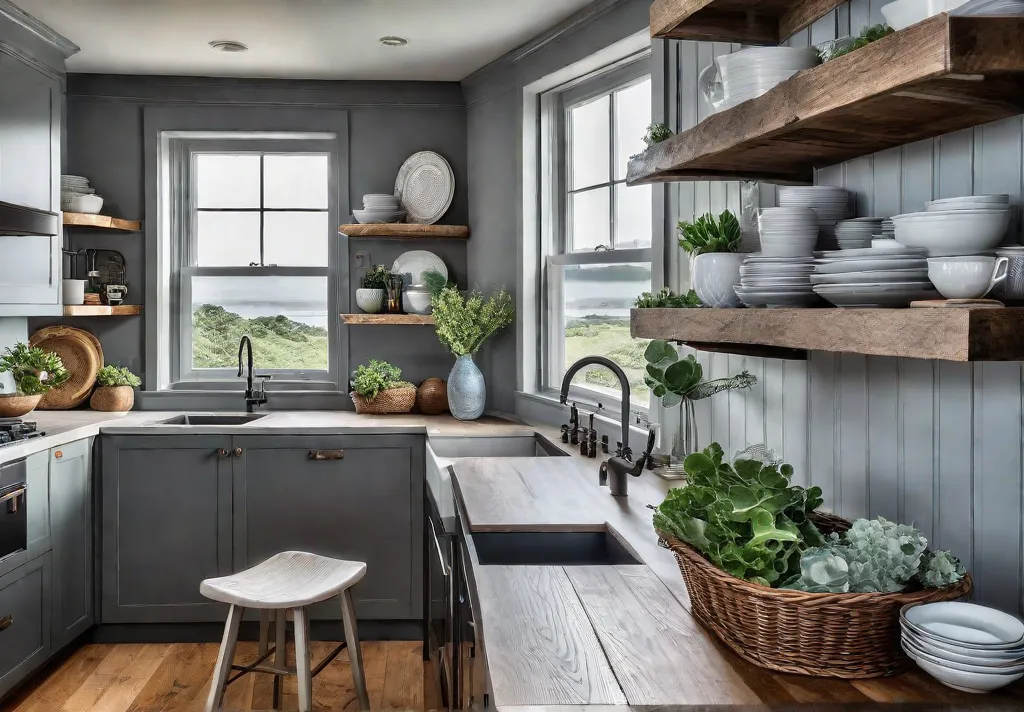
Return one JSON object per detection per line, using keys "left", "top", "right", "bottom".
{"left": 450, "top": 449, "right": 1024, "bottom": 709}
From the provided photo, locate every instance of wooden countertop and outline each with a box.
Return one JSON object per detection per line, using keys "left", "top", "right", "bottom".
{"left": 451, "top": 451, "right": 1024, "bottom": 708}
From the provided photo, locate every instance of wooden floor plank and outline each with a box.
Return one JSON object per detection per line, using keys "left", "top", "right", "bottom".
{"left": 59, "top": 644, "right": 166, "bottom": 712}
{"left": 10, "top": 645, "right": 116, "bottom": 712}
{"left": 380, "top": 642, "right": 424, "bottom": 711}
{"left": 124, "top": 644, "right": 219, "bottom": 712}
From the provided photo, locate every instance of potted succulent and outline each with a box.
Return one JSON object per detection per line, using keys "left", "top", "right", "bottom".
{"left": 431, "top": 286, "right": 514, "bottom": 420}
{"left": 349, "top": 359, "right": 416, "bottom": 414}
{"left": 90, "top": 364, "right": 141, "bottom": 412}
{"left": 0, "top": 342, "right": 70, "bottom": 417}
{"left": 356, "top": 265, "right": 391, "bottom": 314}
{"left": 678, "top": 209, "right": 744, "bottom": 308}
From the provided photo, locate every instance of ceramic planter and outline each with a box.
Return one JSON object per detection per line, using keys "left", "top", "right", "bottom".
{"left": 692, "top": 252, "right": 745, "bottom": 308}
{"left": 355, "top": 288, "right": 386, "bottom": 314}
{"left": 448, "top": 355, "right": 485, "bottom": 420}
{"left": 90, "top": 385, "right": 135, "bottom": 412}
{"left": 0, "top": 394, "right": 42, "bottom": 418}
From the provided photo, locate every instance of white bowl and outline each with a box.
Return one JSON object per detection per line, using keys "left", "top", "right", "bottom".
{"left": 927, "top": 256, "right": 1008, "bottom": 299}
{"left": 881, "top": 0, "right": 969, "bottom": 31}
{"left": 403, "top": 288, "right": 433, "bottom": 315}
{"left": 903, "top": 644, "right": 1024, "bottom": 693}
{"left": 902, "top": 628, "right": 1024, "bottom": 667}
{"left": 353, "top": 209, "right": 407, "bottom": 224}
{"left": 872, "top": 239, "right": 905, "bottom": 251}
{"left": 62, "top": 193, "right": 104, "bottom": 214}
{"left": 903, "top": 602, "right": 1024, "bottom": 649}
{"left": 902, "top": 626, "right": 1024, "bottom": 661}
{"left": 903, "top": 637, "right": 1024, "bottom": 676}
{"left": 893, "top": 210, "right": 1010, "bottom": 256}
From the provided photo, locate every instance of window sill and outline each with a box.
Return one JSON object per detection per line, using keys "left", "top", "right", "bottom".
{"left": 136, "top": 388, "right": 350, "bottom": 411}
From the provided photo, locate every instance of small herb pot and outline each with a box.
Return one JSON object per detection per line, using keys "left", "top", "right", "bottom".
{"left": 90, "top": 385, "right": 135, "bottom": 412}
{"left": 355, "top": 288, "right": 386, "bottom": 314}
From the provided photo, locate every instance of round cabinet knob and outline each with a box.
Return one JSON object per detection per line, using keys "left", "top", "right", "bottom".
{"left": 233, "top": 447, "right": 243, "bottom": 457}
{"left": 217, "top": 448, "right": 229, "bottom": 457}
{"left": 54, "top": 450, "right": 62, "bottom": 460}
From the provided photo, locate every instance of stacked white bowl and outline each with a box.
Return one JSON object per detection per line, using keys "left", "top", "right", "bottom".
{"left": 811, "top": 246, "right": 938, "bottom": 307}
{"left": 901, "top": 601, "right": 1024, "bottom": 693}
{"left": 61, "top": 175, "right": 103, "bottom": 214}
{"left": 757, "top": 207, "right": 819, "bottom": 257}
{"left": 893, "top": 195, "right": 1011, "bottom": 257}
{"left": 735, "top": 256, "right": 817, "bottom": 308}
{"left": 835, "top": 218, "right": 884, "bottom": 250}
{"left": 777, "top": 186, "right": 851, "bottom": 250}
{"left": 353, "top": 194, "right": 407, "bottom": 224}
{"left": 702, "top": 47, "right": 819, "bottom": 113}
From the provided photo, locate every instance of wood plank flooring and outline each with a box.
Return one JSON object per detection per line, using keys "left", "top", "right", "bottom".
{"left": 4, "top": 641, "right": 440, "bottom": 712}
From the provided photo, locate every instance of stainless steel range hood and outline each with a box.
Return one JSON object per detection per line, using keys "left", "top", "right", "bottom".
{"left": 0, "top": 201, "right": 59, "bottom": 236}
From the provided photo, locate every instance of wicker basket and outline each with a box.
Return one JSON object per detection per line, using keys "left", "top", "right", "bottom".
{"left": 30, "top": 326, "right": 103, "bottom": 410}
{"left": 417, "top": 378, "right": 448, "bottom": 415}
{"left": 0, "top": 394, "right": 42, "bottom": 418}
{"left": 90, "top": 386, "right": 135, "bottom": 412}
{"left": 658, "top": 512, "right": 973, "bottom": 679}
{"left": 351, "top": 386, "right": 417, "bottom": 415}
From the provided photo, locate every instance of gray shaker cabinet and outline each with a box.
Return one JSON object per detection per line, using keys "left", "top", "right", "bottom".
{"left": 49, "top": 438, "right": 94, "bottom": 648}
{"left": 0, "top": 553, "right": 51, "bottom": 699}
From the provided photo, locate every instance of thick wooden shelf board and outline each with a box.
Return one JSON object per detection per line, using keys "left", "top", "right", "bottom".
{"left": 338, "top": 224, "right": 468, "bottom": 239}
{"left": 63, "top": 212, "right": 141, "bottom": 231}
{"left": 63, "top": 304, "right": 142, "bottom": 316}
{"left": 629, "top": 15, "right": 1024, "bottom": 185}
{"left": 340, "top": 314, "right": 434, "bottom": 325}
{"left": 651, "top": 0, "right": 846, "bottom": 44}
{"left": 631, "top": 307, "right": 1024, "bottom": 362}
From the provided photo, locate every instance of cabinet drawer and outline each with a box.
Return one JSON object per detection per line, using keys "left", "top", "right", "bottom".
{"left": 0, "top": 554, "right": 50, "bottom": 699}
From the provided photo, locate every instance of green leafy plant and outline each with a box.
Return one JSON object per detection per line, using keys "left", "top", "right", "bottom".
{"left": 822, "top": 24, "right": 894, "bottom": 62}
{"left": 361, "top": 265, "right": 392, "bottom": 290}
{"left": 653, "top": 443, "right": 826, "bottom": 586}
{"left": 678, "top": 210, "right": 742, "bottom": 255}
{"left": 349, "top": 359, "right": 411, "bottom": 402}
{"left": 96, "top": 365, "right": 141, "bottom": 388}
{"left": 432, "top": 286, "right": 514, "bottom": 357}
{"left": 0, "top": 342, "right": 70, "bottom": 396}
{"left": 643, "top": 123, "right": 674, "bottom": 147}
{"left": 422, "top": 269, "right": 454, "bottom": 298}
{"left": 920, "top": 550, "right": 967, "bottom": 589}
{"left": 634, "top": 288, "right": 703, "bottom": 308}
{"left": 643, "top": 340, "right": 755, "bottom": 408}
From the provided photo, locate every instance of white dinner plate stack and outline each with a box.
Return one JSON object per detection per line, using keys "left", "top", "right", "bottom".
{"left": 701, "top": 47, "right": 819, "bottom": 113}
{"left": 893, "top": 195, "right": 1010, "bottom": 256}
{"left": 777, "top": 186, "right": 851, "bottom": 250}
{"left": 811, "top": 246, "right": 939, "bottom": 307}
{"left": 735, "top": 255, "right": 818, "bottom": 308}
{"left": 757, "top": 207, "right": 819, "bottom": 257}
{"left": 353, "top": 194, "right": 407, "bottom": 224}
{"left": 901, "top": 601, "right": 1024, "bottom": 693}
{"left": 835, "top": 218, "right": 884, "bottom": 250}
{"left": 61, "top": 174, "right": 104, "bottom": 214}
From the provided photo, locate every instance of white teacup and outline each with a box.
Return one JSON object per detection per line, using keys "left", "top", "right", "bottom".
{"left": 927, "top": 256, "right": 1008, "bottom": 299}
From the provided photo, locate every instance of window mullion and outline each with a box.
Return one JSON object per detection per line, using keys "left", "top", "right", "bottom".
{"left": 608, "top": 90, "right": 617, "bottom": 250}
{"left": 259, "top": 153, "right": 266, "bottom": 266}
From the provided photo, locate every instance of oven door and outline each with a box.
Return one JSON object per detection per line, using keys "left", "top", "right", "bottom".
{"left": 0, "top": 464, "right": 27, "bottom": 564}
{"left": 425, "top": 490, "right": 456, "bottom": 708}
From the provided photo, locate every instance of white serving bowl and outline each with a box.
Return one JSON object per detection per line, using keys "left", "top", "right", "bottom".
{"left": 903, "top": 644, "right": 1024, "bottom": 693}
{"left": 902, "top": 625, "right": 1024, "bottom": 661}
{"left": 353, "top": 209, "right": 407, "bottom": 224}
{"left": 61, "top": 193, "right": 104, "bottom": 214}
{"left": 902, "top": 602, "right": 1024, "bottom": 649}
{"left": 403, "top": 287, "right": 433, "bottom": 315}
{"left": 892, "top": 210, "right": 1010, "bottom": 256}
{"left": 903, "top": 636, "right": 1024, "bottom": 674}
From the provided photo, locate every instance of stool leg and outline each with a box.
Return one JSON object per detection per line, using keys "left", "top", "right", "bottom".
{"left": 258, "top": 609, "right": 270, "bottom": 657}
{"left": 341, "top": 589, "right": 370, "bottom": 711}
{"left": 205, "top": 604, "right": 243, "bottom": 712}
{"left": 294, "top": 607, "right": 313, "bottom": 712}
{"left": 273, "top": 609, "right": 287, "bottom": 709}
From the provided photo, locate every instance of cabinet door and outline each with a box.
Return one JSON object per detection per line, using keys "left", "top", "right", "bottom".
{"left": 50, "top": 438, "right": 93, "bottom": 648}
{"left": 0, "top": 235, "right": 60, "bottom": 307}
{"left": 0, "top": 553, "right": 51, "bottom": 700}
{"left": 25, "top": 452, "right": 49, "bottom": 559}
{"left": 100, "top": 436, "right": 233, "bottom": 623}
{"left": 233, "top": 435, "right": 424, "bottom": 620}
{"left": 0, "top": 54, "right": 58, "bottom": 211}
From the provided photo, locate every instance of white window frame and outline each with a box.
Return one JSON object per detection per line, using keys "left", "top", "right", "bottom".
{"left": 168, "top": 135, "right": 340, "bottom": 388}
{"left": 539, "top": 57, "right": 652, "bottom": 413}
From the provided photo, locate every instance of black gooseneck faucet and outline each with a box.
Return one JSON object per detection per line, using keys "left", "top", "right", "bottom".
{"left": 237, "top": 335, "right": 267, "bottom": 413}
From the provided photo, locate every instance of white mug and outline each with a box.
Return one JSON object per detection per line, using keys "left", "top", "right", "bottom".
{"left": 62, "top": 278, "right": 86, "bottom": 305}
{"left": 927, "top": 256, "right": 1008, "bottom": 300}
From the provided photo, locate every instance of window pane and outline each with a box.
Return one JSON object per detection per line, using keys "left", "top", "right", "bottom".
{"left": 570, "top": 186, "right": 610, "bottom": 251}
{"left": 614, "top": 78, "right": 651, "bottom": 180}
{"left": 560, "top": 262, "right": 651, "bottom": 407}
{"left": 196, "top": 154, "right": 260, "bottom": 208}
{"left": 264, "top": 154, "right": 329, "bottom": 209}
{"left": 191, "top": 276, "right": 329, "bottom": 371}
{"left": 614, "top": 183, "right": 652, "bottom": 248}
{"left": 570, "top": 95, "right": 610, "bottom": 190}
{"left": 264, "top": 212, "right": 329, "bottom": 266}
{"left": 196, "top": 211, "right": 261, "bottom": 266}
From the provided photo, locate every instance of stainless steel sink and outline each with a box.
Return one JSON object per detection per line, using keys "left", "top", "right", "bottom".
{"left": 428, "top": 433, "right": 568, "bottom": 458}
{"left": 472, "top": 530, "right": 642, "bottom": 566}
{"left": 159, "top": 413, "right": 268, "bottom": 426}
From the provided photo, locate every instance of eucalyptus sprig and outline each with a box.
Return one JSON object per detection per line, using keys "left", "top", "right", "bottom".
{"left": 432, "top": 286, "right": 514, "bottom": 357}
{"left": 678, "top": 210, "right": 742, "bottom": 255}
{"left": 0, "top": 342, "right": 70, "bottom": 396}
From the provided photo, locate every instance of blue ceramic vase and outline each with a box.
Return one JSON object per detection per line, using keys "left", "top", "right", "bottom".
{"left": 448, "top": 355, "right": 485, "bottom": 420}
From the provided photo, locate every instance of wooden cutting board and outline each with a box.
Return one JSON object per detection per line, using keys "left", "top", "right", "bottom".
{"left": 30, "top": 326, "right": 103, "bottom": 409}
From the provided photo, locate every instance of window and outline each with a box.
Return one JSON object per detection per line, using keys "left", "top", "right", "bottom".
{"left": 174, "top": 138, "right": 336, "bottom": 383}
{"left": 542, "top": 59, "right": 652, "bottom": 410}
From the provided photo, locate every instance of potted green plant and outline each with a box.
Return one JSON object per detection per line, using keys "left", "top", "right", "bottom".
{"left": 678, "top": 209, "right": 744, "bottom": 308}
{"left": 431, "top": 286, "right": 514, "bottom": 420}
{"left": 0, "top": 342, "right": 70, "bottom": 416}
{"left": 349, "top": 359, "right": 416, "bottom": 414}
{"left": 356, "top": 265, "right": 391, "bottom": 314}
{"left": 90, "top": 364, "right": 141, "bottom": 412}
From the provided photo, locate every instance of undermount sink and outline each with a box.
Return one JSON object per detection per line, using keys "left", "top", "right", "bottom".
{"left": 428, "top": 433, "right": 568, "bottom": 458}
{"left": 159, "top": 413, "right": 268, "bottom": 426}
{"left": 472, "top": 530, "right": 642, "bottom": 566}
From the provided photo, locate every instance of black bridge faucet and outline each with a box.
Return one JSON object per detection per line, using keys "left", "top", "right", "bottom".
{"left": 237, "top": 335, "right": 269, "bottom": 413}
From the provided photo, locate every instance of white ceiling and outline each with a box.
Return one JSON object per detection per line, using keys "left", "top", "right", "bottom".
{"left": 15, "top": 0, "right": 596, "bottom": 81}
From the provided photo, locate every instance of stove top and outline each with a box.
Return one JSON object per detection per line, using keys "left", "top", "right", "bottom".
{"left": 0, "top": 418, "right": 45, "bottom": 447}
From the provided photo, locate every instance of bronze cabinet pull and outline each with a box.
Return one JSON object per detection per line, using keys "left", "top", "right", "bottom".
{"left": 217, "top": 448, "right": 229, "bottom": 457}
{"left": 0, "top": 615, "right": 12, "bottom": 632}
{"left": 309, "top": 449, "right": 344, "bottom": 460}
{"left": 233, "top": 448, "right": 243, "bottom": 457}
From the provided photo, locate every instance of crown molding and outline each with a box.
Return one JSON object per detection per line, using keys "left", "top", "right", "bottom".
{"left": 0, "top": 0, "right": 79, "bottom": 58}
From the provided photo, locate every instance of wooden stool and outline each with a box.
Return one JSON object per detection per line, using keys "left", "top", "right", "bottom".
{"left": 200, "top": 551, "right": 370, "bottom": 712}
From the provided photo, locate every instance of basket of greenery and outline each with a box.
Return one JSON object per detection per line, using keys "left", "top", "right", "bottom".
{"left": 356, "top": 265, "right": 391, "bottom": 314}
{"left": 0, "top": 342, "right": 70, "bottom": 417}
{"left": 90, "top": 365, "right": 141, "bottom": 412}
{"left": 653, "top": 443, "right": 971, "bottom": 678}
{"left": 349, "top": 359, "right": 416, "bottom": 414}
{"left": 678, "top": 209, "right": 745, "bottom": 308}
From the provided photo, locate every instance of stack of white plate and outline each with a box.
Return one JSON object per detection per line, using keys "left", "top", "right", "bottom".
{"left": 778, "top": 186, "right": 851, "bottom": 250}
{"left": 875, "top": 218, "right": 896, "bottom": 240}
{"left": 61, "top": 175, "right": 103, "bottom": 214}
{"left": 735, "top": 256, "right": 817, "bottom": 308}
{"left": 811, "top": 246, "right": 938, "bottom": 307}
{"left": 893, "top": 196, "right": 1010, "bottom": 256}
{"left": 901, "top": 601, "right": 1024, "bottom": 693}
{"left": 757, "top": 207, "right": 818, "bottom": 257}
{"left": 702, "top": 47, "right": 819, "bottom": 113}
{"left": 353, "top": 194, "right": 407, "bottom": 224}
{"left": 835, "top": 218, "right": 884, "bottom": 249}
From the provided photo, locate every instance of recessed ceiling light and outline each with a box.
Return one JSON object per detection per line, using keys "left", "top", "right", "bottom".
{"left": 209, "top": 40, "right": 249, "bottom": 53}
{"left": 379, "top": 36, "right": 408, "bottom": 47}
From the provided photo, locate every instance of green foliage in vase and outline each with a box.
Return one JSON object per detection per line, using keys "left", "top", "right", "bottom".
{"left": 919, "top": 550, "right": 967, "bottom": 589}
{"left": 432, "top": 286, "right": 514, "bottom": 357}
{"left": 96, "top": 365, "right": 141, "bottom": 388}
{"left": 361, "top": 265, "right": 392, "bottom": 290}
{"left": 634, "top": 288, "right": 703, "bottom": 308}
{"left": 653, "top": 443, "right": 826, "bottom": 586}
{"left": 0, "top": 342, "right": 70, "bottom": 395}
{"left": 643, "top": 339, "right": 755, "bottom": 408}
{"left": 678, "top": 210, "right": 742, "bottom": 255}
{"left": 643, "top": 123, "right": 674, "bottom": 147}
{"left": 349, "top": 359, "right": 411, "bottom": 402}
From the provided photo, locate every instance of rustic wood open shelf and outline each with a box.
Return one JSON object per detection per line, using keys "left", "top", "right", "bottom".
{"left": 629, "top": 15, "right": 1024, "bottom": 185}
{"left": 340, "top": 314, "right": 434, "bottom": 325}
{"left": 338, "top": 224, "right": 468, "bottom": 239}
{"left": 631, "top": 307, "right": 1024, "bottom": 362}
{"left": 63, "top": 305, "right": 142, "bottom": 317}
{"left": 63, "top": 212, "right": 142, "bottom": 231}
{"left": 651, "top": 0, "right": 846, "bottom": 44}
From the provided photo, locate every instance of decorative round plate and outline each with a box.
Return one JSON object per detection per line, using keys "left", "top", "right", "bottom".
{"left": 30, "top": 326, "right": 104, "bottom": 409}
{"left": 392, "top": 250, "right": 448, "bottom": 288}
{"left": 394, "top": 151, "right": 455, "bottom": 225}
